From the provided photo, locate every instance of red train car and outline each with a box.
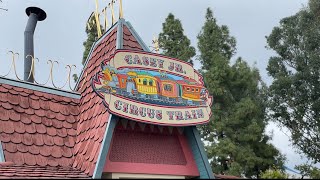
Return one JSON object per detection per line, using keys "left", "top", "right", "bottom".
{"left": 155, "top": 76, "right": 179, "bottom": 101}
{"left": 176, "top": 79, "right": 203, "bottom": 104}
{"left": 116, "top": 74, "right": 128, "bottom": 89}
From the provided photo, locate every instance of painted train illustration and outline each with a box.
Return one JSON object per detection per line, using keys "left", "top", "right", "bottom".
{"left": 96, "top": 65, "right": 208, "bottom": 106}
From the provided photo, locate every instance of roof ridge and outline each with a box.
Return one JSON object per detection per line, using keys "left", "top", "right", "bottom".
{"left": 123, "top": 21, "right": 150, "bottom": 52}
{"left": 74, "top": 21, "right": 120, "bottom": 90}
{"left": 0, "top": 76, "right": 80, "bottom": 99}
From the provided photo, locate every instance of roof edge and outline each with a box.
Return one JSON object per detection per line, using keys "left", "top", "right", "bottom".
{"left": 93, "top": 114, "right": 119, "bottom": 179}
{"left": 0, "top": 76, "right": 80, "bottom": 99}
{"left": 116, "top": 19, "right": 125, "bottom": 49}
{"left": 74, "top": 21, "right": 119, "bottom": 90}
{"left": 124, "top": 21, "right": 150, "bottom": 52}
{"left": 185, "top": 126, "right": 214, "bottom": 179}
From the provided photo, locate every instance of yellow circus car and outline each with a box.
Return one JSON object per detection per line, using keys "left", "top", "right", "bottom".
{"left": 127, "top": 71, "right": 158, "bottom": 98}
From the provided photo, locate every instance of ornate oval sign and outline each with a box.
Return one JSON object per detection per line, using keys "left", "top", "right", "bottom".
{"left": 92, "top": 50, "right": 212, "bottom": 126}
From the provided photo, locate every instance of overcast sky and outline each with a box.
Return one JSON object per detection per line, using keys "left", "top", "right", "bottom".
{"left": 0, "top": 0, "right": 318, "bottom": 172}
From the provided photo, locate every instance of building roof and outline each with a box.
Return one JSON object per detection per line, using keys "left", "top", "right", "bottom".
{"left": 0, "top": 83, "right": 79, "bottom": 167}
{"left": 0, "top": 18, "right": 205, "bottom": 179}
{"left": 71, "top": 22, "right": 118, "bottom": 177}
{"left": 0, "top": 162, "right": 89, "bottom": 179}
{"left": 72, "top": 19, "right": 146, "bottom": 176}
{"left": 0, "top": 19, "right": 144, "bottom": 178}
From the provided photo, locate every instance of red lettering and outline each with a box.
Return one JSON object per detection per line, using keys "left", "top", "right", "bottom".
{"left": 147, "top": 108, "right": 154, "bottom": 118}
{"left": 129, "top": 104, "right": 138, "bottom": 115}
{"left": 185, "top": 111, "right": 192, "bottom": 120}
{"left": 124, "top": 55, "right": 132, "bottom": 64}
{"left": 139, "top": 107, "right": 146, "bottom": 117}
{"left": 175, "top": 111, "right": 184, "bottom": 120}
{"left": 122, "top": 102, "right": 128, "bottom": 113}
{"left": 143, "top": 57, "right": 149, "bottom": 66}
{"left": 150, "top": 58, "right": 157, "bottom": 67}
{"left": 156, "top": 110, "right": 162, "bottom": 120}
{"left": 114, "top": 100, "right": 122, "bottom": 110}
{"left": 157, "top": 59, "right": 164, "bottom": 68}
{"left": 167, "top": 111, "right": 174, "bottom": 120}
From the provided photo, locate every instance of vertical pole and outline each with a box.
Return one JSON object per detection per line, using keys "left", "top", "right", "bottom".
{"left": 24, "top": 7, "right": 46, "bottom": 83}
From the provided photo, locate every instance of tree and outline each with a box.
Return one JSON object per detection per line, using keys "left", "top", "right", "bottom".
{"left": 266, "top": 0, "right": 320, "bottom": 162}
{"left": 158, "top": 13, "right": 196, "bottom": 64}
{"left": 82, "top": 14, "right": 104, "bottom": 65}
{"left": 74, "top": 13, "right": 105, "bottom": 82}
{"left": 198, "top": 8, "right": 285, "bottom": 178}
{"left": 197, "top": 8, "right": 236, "bottom": 70}
{"left": 295, "top": 163, "right": 320, "bottom": 179}
{"left": 260, "top": 167, "right": 288, "bottom": 179}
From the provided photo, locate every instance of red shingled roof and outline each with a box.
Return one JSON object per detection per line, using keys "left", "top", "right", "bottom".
{"left": 0, "top": 83, "right": 85, "bottom": 178}
{"left": 123, "top": 25, "right": 144, "bottom": 51}
{"left": 0, "top": 23, "right": 119, "bottom": 179}
{"left": 0, "top": 83, "right": 79, "bottom": 167}
{"left": 0, "top": 19, "right": 197, "bottom": 178}
{"left": 0, "top": 163, "right": 89, "bottom": 179}
{"left": 72, "top": 22, "right": 144, "bottom": 176}
{"left": 72, "top": 26, "right": 117, "bottom": 176}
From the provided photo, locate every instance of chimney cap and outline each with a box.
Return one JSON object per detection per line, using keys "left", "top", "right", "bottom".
{"left": 25, "top": 7, "right": 47, "bottom": 21}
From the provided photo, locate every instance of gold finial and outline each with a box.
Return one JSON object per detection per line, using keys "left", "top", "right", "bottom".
{"left": 119, "top": 0, "right": 123, "bottom": 19}
{"left": 102, "top": 7, "right": 109, "bottom": 30}
{"left": 151, "top": 36, "right": 160, "bottom": 53}
{"left": 65, "top": 64, "right": 77, "bottom": 91}
{"left": 4, "top": 51, "right": 21, "bottom": 80}
{"left": 108, "top": 0, "right": 116, "bottom": 25}
{"left": 26, "top": 54, "right": 39, "bottom": 82}
{"left": 93, "top": 0, "right": 102, "bottom": 38}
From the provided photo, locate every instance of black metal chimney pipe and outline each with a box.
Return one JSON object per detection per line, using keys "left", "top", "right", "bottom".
{"left": 24, "top": 7, "right": 46, "bottom": 82}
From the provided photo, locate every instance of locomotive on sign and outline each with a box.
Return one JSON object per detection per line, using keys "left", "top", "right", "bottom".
{"left": 98, "top": 65, "right": 207, "bottom": 107}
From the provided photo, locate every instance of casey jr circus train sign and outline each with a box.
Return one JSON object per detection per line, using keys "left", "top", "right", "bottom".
{"left": 92, "top": 50, "right": 212, "bottom": 126}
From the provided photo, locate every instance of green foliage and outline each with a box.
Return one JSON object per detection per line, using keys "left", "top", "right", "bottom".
{"left": 72, "top": 74, "right": 78, "bottom": 83}
{"left": 82, "top": 14, "right": 105, "bottom": 65}
{"left": 266, "top": 0, "right": 320, "bottom": 162}
{"left": 198, "top": 8, "right": 285, "bottom": 178}
{"left": 158, "top": 13, "right": 196, "bottom": 64}
{"left": 260, "top": 167, "right": 288, "bottom": 179}
{"left": 197, "top": 8, "right": 236, "bottom": 70}
{"left": 74, "top": 13, "right": 105, "bottom": 83}
{"left": 295, "top": 163, "right": 320, "bottom": 179}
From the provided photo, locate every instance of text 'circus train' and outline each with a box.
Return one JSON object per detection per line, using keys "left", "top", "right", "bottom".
{"left": 92, "top": 50, "right": 212, "bottom": 126}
